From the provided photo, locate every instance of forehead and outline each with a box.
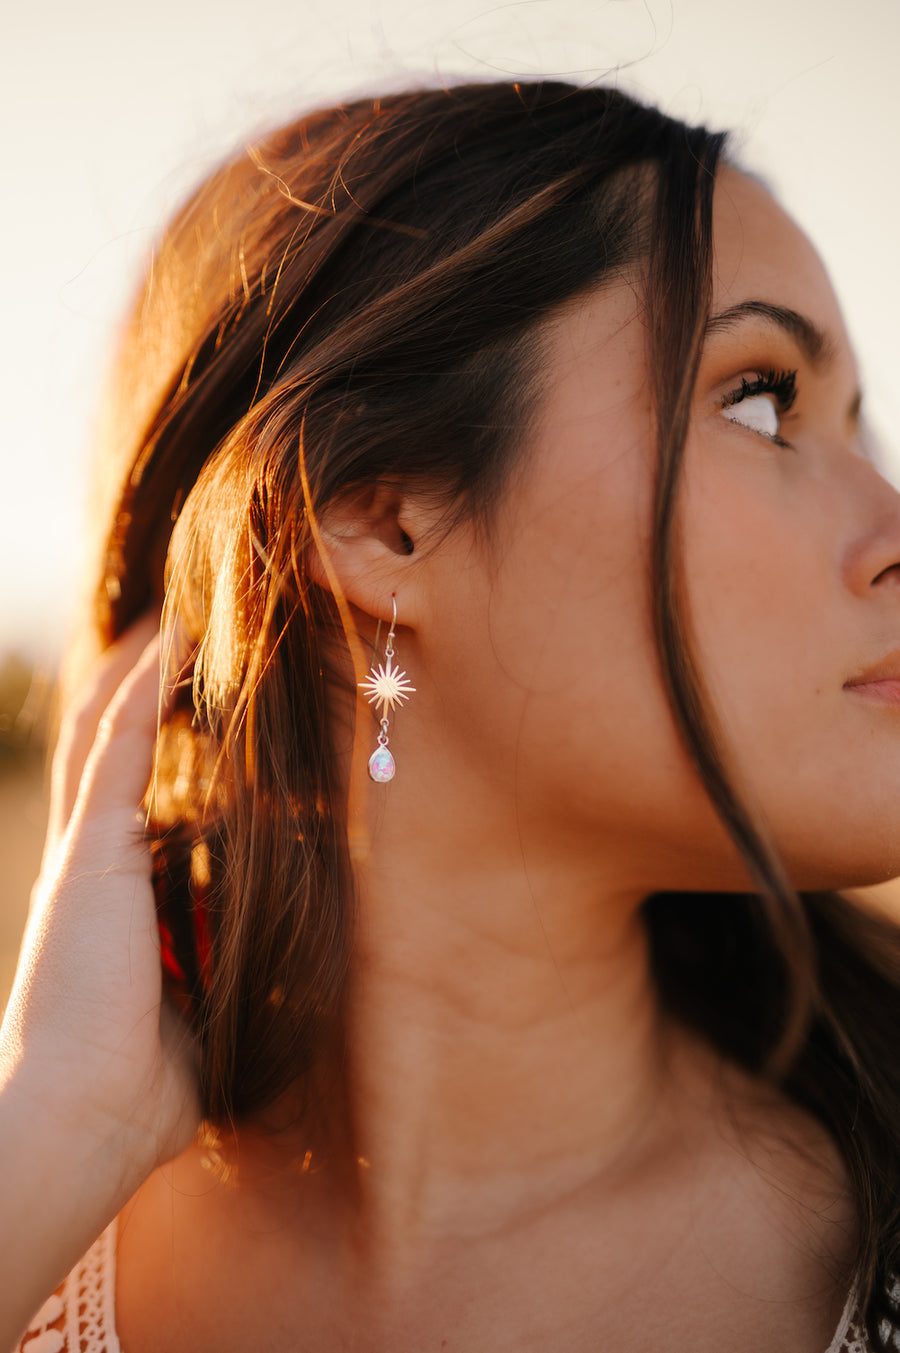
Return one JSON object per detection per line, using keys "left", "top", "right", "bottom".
{"left": 524, "top": 165, "right": 855, "bottom": 462}
{"left": 711, "top": 167, "right": 849, "bottom": 347}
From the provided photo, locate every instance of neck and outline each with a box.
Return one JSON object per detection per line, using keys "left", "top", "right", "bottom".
{"left": 301, "top": 780, "right": 677, "bottom": 1267}
{"left": 224, "top": 726, "right": 697, "bottom": 1274}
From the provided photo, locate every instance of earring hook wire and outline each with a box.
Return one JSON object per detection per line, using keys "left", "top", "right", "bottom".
{"left": 370, "top": 594, "right": 398, "bottom": 664}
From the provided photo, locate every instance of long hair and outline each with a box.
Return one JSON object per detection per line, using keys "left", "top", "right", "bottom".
{"left": 85, "top": 81, "right": 899, "bottom": 1346}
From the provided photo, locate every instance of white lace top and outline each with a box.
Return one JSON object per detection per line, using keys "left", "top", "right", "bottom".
{"left": 18, "top": 1225, "right": 120, "bottom": 1353}
{"left": 15, "top": 1219, "right": 874, "bottom": 1353}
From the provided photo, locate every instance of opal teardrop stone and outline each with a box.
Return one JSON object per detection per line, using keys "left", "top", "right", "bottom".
{"left": 368, "top": 746, "right": 396, "bottom": 783}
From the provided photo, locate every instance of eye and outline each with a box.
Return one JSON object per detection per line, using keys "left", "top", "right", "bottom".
{"left": 723, "top": 392, "right": 779, "bottom": 438}
{"left": 721, "top": 369, "right": 797, "bottom": 447}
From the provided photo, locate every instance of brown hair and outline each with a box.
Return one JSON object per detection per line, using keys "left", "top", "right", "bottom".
{"left": 88, "top": 81, "right": 899, "bottom": 1345}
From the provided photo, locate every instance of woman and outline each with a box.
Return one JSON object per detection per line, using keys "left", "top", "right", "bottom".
{"left": 2, "top": 80, "right": 899, "bottom": 1351}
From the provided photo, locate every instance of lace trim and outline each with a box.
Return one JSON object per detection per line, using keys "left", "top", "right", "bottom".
{"left": 17, "top": 1219, "right": 120, "bottom": 1353}
{"left": 825, "top": 1284, "right": 868, "bottom": 1353}
{"left": 825, "top": 1278, "right": 900, "bottom": 1353}
{"left": 16, "top": 1220, "right": 882, "bottom": 1353}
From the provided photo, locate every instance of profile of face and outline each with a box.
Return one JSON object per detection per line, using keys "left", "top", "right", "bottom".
{"left": 392, "top": 167, "right": 900, "bottom": 896}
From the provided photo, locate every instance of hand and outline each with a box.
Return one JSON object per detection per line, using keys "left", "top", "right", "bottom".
{"left": 2, "top": 619, "right": 201, "bottom": 1180}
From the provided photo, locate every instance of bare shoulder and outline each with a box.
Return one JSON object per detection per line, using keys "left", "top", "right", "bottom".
{"left": 712, "top": 1061, "right": 856, "bottom": 1251}
{"left": 661, "top": 1045, "right": 858, "bottom": 1342}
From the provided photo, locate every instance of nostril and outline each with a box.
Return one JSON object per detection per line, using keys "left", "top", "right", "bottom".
{"left": 873, "top": 561, "right": 900, "bottom": 586}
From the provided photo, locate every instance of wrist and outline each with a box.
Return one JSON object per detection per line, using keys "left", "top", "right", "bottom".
{"left": 0, "top": 1057, "right": 151, "bottom": 1349}
{"left": 0, "top": 1036, "right": 171, "bottom": 1201}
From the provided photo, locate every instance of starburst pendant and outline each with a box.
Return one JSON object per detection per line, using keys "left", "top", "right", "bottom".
{"left": 358, "top": 653, "right": 416, "bottom": 718}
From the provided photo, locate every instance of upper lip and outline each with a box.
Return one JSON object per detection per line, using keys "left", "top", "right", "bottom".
{"left": 844, "top": 651, "right": 900, "bottom": 686}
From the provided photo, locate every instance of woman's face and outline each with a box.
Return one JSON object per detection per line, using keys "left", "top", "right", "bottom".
{"left": 412, "top": 167, "right": 900, "bottom": 893}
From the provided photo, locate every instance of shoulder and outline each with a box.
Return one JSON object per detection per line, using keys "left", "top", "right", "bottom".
{"left": 648, "top": 1039, "right": 861, "bottom": 1348}
{"left": 698, "top": 1057, "right": 857, "bottom": 1272}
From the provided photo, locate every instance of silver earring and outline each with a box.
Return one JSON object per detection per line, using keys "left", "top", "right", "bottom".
{"left": 358, "top": 595, "right": 415, "bottom": 782}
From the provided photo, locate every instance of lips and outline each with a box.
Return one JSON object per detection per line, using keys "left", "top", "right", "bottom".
{"left": 845, "top": 651, "right": 900, "bottom": 705}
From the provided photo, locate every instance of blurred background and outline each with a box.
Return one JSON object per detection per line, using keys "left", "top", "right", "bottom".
{"left": 2, "top": 0, "right": 898, "bottom": 1007}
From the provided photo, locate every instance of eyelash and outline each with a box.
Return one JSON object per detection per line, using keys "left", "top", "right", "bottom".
{"left": 721, "top": 368, "right": 798, "bottom": 448}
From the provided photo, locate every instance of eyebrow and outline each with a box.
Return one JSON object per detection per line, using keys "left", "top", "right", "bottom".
{"left": 705, "top": 298, "right": 867, "bottom": 438}
{"left": 704, "top": 300, "right": 836, "bottom": 368}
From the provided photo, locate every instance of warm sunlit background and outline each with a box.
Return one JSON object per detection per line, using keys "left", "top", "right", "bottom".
{"left": 2, "top": 0, "right": 898, "bottom": 1006}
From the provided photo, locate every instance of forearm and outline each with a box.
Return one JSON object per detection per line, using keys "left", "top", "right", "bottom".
{"left": 0, "top": 1054, "right": 144, "bottom": 1349}
{"left": 0, "top": 628, "right": 201, "bottom": 1347}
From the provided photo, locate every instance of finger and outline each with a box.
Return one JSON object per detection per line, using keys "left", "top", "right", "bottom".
{"left": 48, "top": 616, "right": 160, "bottom": 846}
{"left": 69, "top": 634, "right": 164, "bottom": 828}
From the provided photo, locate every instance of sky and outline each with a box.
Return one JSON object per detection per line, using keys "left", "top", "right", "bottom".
{"left": 2, "top": 0, "right": 898, "bottom": 662}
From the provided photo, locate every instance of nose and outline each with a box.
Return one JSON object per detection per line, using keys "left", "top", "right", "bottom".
{"left": 841, "top": 455, "right": 900, "bottom": 595}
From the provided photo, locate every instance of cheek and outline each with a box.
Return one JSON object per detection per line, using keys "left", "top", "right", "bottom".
{"left": 441, "top": 445, "right": 731, "bottom": 859}
{"left": 678, "top": 458, "right": 900, "bottom": 885}
{"left": 680, "top": 459, "right": 827, "bottom": 754}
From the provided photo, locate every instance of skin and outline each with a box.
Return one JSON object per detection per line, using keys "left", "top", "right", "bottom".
{"left": 4, "top": 167, "right": 897, "bottom": 1350}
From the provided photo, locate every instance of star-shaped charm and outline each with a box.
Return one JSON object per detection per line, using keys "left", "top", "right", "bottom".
{"left": 358, "top": 653, "right": 416, "bottom": 718}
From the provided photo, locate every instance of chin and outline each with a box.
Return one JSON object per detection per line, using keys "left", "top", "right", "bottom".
{"left": 772, "top": 808, "right": 900, "bottom": 892}
{"left": 787, "top": 852, "right": 900, "bottom": 895}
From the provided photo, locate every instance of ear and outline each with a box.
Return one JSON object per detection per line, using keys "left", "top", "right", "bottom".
{"left": 305, "top": 481, "right": 426, "bottom": 630}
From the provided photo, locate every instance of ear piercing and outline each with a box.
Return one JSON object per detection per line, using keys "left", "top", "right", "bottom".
{"left": 358, "top": 596, "right": 415, "bottom": 782}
